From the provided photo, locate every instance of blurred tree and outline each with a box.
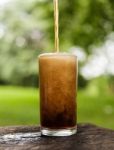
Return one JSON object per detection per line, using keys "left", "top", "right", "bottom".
{"left": 0, "top": 0, "right": 114, "bottom": 86}
{"left": 35, "top": 0, "right": 114, "bottom": 52}
{"left": 0, "top": 1, "right": 46, "bottom": 86}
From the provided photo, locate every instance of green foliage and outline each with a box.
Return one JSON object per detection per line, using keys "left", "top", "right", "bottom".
{"left": 35, "top": 0, "right": 114, "bottom": 51}
{"left": 0, "top": 1, "right": 44, "bottom": 85}
{"left": 0, "top": 0, "right": 114, "bottom": 85}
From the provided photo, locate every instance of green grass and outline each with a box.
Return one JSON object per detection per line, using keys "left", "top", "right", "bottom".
{"left": 78, "top": 86, "right": 114, "bottom": 129}
{"left": 0, "top": 86, "right": 40, "bottom": 126}
{"left": 0, "top": 84, "right": 114, "bottom": 129}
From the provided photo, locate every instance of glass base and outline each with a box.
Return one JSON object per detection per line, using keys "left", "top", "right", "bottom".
{"left": 41, "top": 126, "right": 77, "bottom": 136}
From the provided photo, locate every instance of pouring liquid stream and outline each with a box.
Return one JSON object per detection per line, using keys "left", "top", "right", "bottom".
{"left": 54, "top": 0, "right": 59, "bottom": 52}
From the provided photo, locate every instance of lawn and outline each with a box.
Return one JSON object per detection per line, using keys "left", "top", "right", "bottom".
{"left": 0, "top": 83, "right": 114, "bottom": 129}
{"left": 0, "top": 86, "right": 39, "bottom": 126}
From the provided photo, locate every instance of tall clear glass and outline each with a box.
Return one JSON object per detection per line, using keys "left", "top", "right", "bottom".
{"left": 39, "top": 53, "right": 78, "bottom": 136}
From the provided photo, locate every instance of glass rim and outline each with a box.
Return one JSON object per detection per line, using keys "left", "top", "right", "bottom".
{"left": 38, "top": 52, "right": 77, "bottom": 58}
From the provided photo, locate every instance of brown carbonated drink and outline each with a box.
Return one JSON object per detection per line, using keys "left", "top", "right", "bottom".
{"left": 39, "top": 53, "right": 78, "bottom": 136}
